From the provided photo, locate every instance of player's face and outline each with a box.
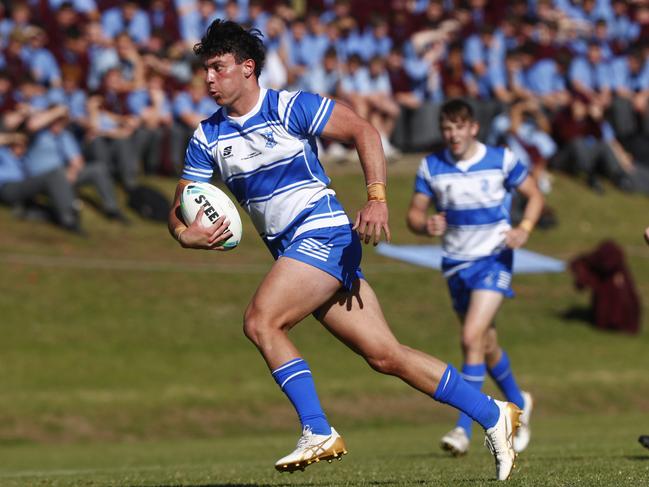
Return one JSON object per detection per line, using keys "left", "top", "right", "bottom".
{"left": 440, "top": 116, "right": 479, "bottom": 160}
{"left": 203, "top": 53, "right": 246, "bottom": 107}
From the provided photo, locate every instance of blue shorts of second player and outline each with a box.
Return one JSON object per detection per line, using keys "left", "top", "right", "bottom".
{"left": 265, "top": 196, "right": 364, "bottom": 291}
{"left": 443, "top": 250, "right": 514, "bottom": 314}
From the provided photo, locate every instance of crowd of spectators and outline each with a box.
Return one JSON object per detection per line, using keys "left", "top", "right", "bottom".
{"left": 0, "top": 0, "right": 648, "bottom": 234}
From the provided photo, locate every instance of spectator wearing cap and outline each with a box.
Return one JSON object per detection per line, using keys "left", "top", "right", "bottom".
{"left": 0, "top": 131, "right": 81, "bottom": 232}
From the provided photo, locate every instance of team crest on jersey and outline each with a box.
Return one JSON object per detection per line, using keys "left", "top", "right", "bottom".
{"left": 262, "top": 130, "right": 277, "bottom": 148}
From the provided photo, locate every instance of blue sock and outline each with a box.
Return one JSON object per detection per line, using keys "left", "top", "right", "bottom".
{"left": 488, "top": 351, "right": 524, "bottom": 409}
{"left": 272, "top": 358, "right": 331, "bottom": 435}
{"left": 455, "top": 363, "right": 486, "bottom": 438}
{"left": 433, "top": 364, "right": 499, "bottom": 430}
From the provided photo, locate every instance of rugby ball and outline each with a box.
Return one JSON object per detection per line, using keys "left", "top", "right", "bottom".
{"left": 180, "top": 182, "right": 242, "bottom": 249}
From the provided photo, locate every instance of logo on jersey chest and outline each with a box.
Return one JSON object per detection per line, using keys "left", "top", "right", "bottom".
{"left": 222, "top": 146, "right": 233, "bottom": 158}
{"left": 262, "top": 130, "right": 277, "bottom": 148}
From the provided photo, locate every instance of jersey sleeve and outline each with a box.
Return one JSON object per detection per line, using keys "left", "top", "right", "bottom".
{"left": 414, "top": 157, "right": 436, "bottom": 199}
{"left": 181, "top": 123, "right": 216, "bottom": 182}
{"left": 503, "top": 147, "right": 529, "bottom": 190}
{"left": 281, "top": 91, "right": 335, "bottom": 138}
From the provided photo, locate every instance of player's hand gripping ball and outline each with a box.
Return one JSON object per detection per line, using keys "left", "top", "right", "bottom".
{"left": 180, "top": 182, "right": 243, "bottom": 250}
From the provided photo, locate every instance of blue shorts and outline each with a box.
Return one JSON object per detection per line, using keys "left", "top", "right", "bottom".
{"left": 443, "top": 250, "right": 514, "bottom": 314}
{"left": 265, "top": 198, "right": 363, "bottom": 291}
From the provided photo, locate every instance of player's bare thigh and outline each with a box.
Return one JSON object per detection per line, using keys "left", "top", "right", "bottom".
{"left": 315, "top": 278, "right": 402, "bottom": 359}
{"left": 244, "top": 256, "right": 343, "bottom": 334}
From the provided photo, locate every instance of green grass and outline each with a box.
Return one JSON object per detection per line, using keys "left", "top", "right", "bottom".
{"left": 0, "top": 157, "right": 648, "bottom": 485}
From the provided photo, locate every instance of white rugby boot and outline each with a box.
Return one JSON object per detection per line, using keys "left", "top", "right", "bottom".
{"left": 275, "top": 426, "right": 347, "bottom": 472}
{"left": 440, "top": 427, "right": 470, "bottom": 456}
{"left": 513, "top": 391, "right": 533, "bottom": 453}
{"left": 484, "top": 400, "right": 522, "bottom": 481}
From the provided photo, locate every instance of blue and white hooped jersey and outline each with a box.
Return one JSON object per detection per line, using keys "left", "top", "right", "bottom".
{"left": 414, "top": 143, "right": 528, "bottom": 263}
{"left": 182, "top": 88, "right": 350, "bottom": 244}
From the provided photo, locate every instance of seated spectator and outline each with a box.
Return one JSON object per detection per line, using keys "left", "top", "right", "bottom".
{"left": 551, "top": 96, "right": 626, "bottom": 193}
{"left": 358, "top": 14, "right": 393, "bottom": 62}
{"left": 568, "top": 41, "right": 612, "bottom": 111}
{"left": 85, "top": 68, "right": 140, "bottom": 191}
{"left": 22, "top": 26, "right": 62, "bottom": 88}
{"left": 609, "top": 0, "right": 640, "bottom": 52}
{"left": 489, "top": 98, "right": 556, "bottom": 193}
{"left": 301, "top": 46, "right": 341, "bottom": 97}
{"left": 146, "top": 0, "right": 181, "bottom": 46}
{"left": 179, "top": 0, "right": 220, "bottom": 50}
{"left": 610, "top": 46, "right": 649, "bottom": 140}
{"left": 258, "top": 15, "right": 288, "bottom": 90}
{"left": 339, "top": 54, "right": 400, "bottom": 160}
{"left": 128, "top": 69, "right": 173, "bottom": 175}
{"left": 0, "top": 131, "right": 81, "bottom": 232}
{"left": 24, "top": 103, "right": 127, "bottom": 223}
{"left": 101, "top": 0, "right": 151, "bottom": 47}
{"left": 170, "top": 74, "right": 219, "bottom": 175}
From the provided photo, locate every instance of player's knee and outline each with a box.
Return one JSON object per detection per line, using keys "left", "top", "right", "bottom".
{"left": 461, "top": 329, "right": 484, "bottom": 352}
{"left": 243, "top": 306, "right": 267, "bottom": 346}
{"left": 365, "top": 347, "right": 401, "bottom": 375}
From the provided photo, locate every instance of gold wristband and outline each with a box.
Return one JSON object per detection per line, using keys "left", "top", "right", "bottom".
{"left": 519, "top": 219, "right": 534, "bottom": 233}
{"left": 173, "top": 225, "right": 187, "bottom": 241}
{"left": 367, "top": 182, "right": 387, "bottom": 202}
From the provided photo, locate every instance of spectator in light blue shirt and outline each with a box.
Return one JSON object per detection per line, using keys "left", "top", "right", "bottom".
{"left": 610, "top": 48, "right": 649, "bottom": 138}
{"left": 609, "top": 0, "right": 640, "bottom": 49}
{"left": 358, "top": 15, "right": 393, "bottom": 62}
{"left": 23, "top": 104, "right": 125, "bottom": 222}
{"left": 127, "top": 70, "right": 173, "bottom": 175}
{"left": 170, "top": 75, "right": 219, "bottom": 175}
{"left": 48, "top": 0, "right": 98, "bottom": 16}
{"left": 0, "top": 131, "right": 80, "bottom": 231}
{"left": 22, "top": 27, "right": 62, "bottom": 87}
{"left": 301, "top": 47, "right": 341, "bottom": 96}
{"left": 179, "top": 0, "right": 220, "bottom": 48}
{"left": 102, "top": 1, "right": 151, "bottom": 46}
{"left": 569, "top": 41, "right": 612, "bottom": 109}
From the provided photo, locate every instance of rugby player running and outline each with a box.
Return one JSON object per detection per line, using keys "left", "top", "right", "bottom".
{"left": 168, "top": 20, "right": 521, "bottom": 481}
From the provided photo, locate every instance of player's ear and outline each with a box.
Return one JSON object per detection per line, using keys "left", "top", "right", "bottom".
{"left": 471, "top": 120, "right": 480, "bottom": 137}
{"left": 242, "top": 59, "right": 255, "bottom": 78}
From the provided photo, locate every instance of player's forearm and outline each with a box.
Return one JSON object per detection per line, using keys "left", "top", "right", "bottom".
{"left": 406, "top": 209, "right": 429, "bottom": 236}
{"left": 353, "top": 125, "right": 387, "bottom": 186}
{"left": 519, "top": 189, "right": 544, "bottom": 233}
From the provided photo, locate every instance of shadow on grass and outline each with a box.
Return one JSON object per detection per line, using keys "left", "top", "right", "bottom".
{"left": 127, "top": 482, "right": 431, "bottom": 487}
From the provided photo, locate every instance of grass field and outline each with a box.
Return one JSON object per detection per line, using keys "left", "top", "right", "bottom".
{"left": 0, "top": 156, "right": 648, "bottom": 486}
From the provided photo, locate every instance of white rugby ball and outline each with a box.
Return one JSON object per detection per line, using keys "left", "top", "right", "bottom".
{"left": 180, "top": 182, "right": 242, "bottom": 249}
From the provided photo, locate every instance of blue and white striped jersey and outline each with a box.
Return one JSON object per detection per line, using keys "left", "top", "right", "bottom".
{"left": 182, "top": 88, "right": 350, "bottom": 244}
{"left": 414, "top": 143, "right": 528, "bottom": 262}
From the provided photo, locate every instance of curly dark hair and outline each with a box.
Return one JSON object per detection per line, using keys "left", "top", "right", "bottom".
{"left": 193, "top": 20, "right": 266, "bottom": 78}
